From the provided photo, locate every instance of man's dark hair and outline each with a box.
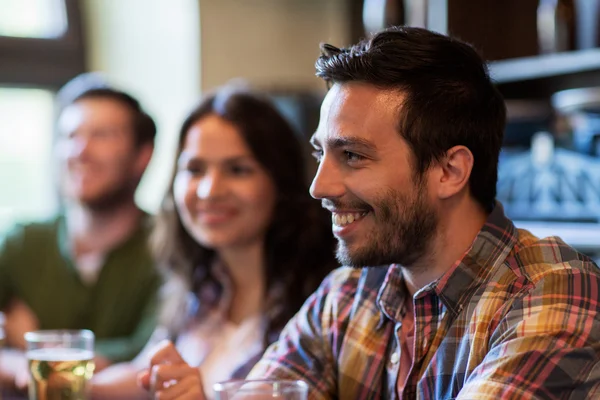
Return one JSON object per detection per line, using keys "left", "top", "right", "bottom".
{"left": 71, "top": 88, "right": 157, "bottom": 147}
{"left": 58, "top": 73, "right": 156, "bottom": 147}
{"left": 315, "top": 26, "right": 506, "bottom": 212}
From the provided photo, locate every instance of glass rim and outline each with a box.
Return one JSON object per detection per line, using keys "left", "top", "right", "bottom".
{"left": 24, "top": 329, "right": 94, "bottom": 342}
{"left": 213, "top": 379, "right": 308, "bottom": 392}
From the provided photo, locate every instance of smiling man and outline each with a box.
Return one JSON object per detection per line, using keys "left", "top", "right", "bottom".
{"left": 0, "top": 75, "right": 161, "bottom": 389}
{"left": 247, "top": 27, "right": 600, "bottom": 399}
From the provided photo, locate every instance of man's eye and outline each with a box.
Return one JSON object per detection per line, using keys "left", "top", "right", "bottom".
{"left": 311, "top": 150, "right": 323, "bottom": 163}
{"left": 345, "top": 151, "right": 365, "bottom": 163}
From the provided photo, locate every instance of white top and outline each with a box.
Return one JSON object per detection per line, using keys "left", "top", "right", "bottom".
{"left": 133, "top": 311, "right": 265, "bottom": 399}
{"left": 133, "top": 262, "right": 268, "bottom": 398}
{"left": 177, "top": 310, "right": 265, "bottom": 395}
{"left": 133, "top": 263, "right": 267, "bottom": 400}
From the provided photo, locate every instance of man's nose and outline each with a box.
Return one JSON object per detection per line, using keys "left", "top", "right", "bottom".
{"left": 309, "top": 155, "right": 345, "bottom": 200}
{"left": 66, "top": 134, "right": 93, "bottom": 158}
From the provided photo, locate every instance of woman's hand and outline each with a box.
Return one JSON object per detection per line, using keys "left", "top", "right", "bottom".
{"left": 0, "top": 348, "right": 30, "bottom": 392}
{"left": 4, "top": 298, "right": 39, "bottom": 349}
{"left": 137, "top": 340, "right": 206, "bottom": 400}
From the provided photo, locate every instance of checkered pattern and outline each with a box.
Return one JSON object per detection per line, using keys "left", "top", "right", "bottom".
{"left": 249, "top": 204, "right": 600, "bottom": 399}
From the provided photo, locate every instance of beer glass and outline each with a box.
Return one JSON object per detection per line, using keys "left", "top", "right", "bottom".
{"left": 24, "top": 330, "right": 95, "bottom": 400}
{"left": 213, "top": 379, "right": 308, "bottom": 400}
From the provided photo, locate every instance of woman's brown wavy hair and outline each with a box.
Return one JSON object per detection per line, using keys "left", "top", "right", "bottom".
{"left": 152, "top": 86, "right": 337, "bottom": 344}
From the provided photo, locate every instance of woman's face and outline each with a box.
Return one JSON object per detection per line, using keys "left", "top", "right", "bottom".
{"left": 173, "top": 114, "right": 277, "bottom": 251}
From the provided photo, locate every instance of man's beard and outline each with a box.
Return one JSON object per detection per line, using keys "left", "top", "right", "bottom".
{"left": 332, "top": 181, "right": 438, "bottom": 268}
{"left": 64, "top": 180, "right": 138, "bottom": 213}
{"left": 83, "top": 183, "right": 137, "bottom": 212}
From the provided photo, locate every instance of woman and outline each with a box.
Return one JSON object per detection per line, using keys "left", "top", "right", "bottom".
{"left": 90, "top": 85, "right": 337, "bottom": 399}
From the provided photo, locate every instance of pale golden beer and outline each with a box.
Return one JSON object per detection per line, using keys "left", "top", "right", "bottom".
{"left": 25, "top": 330, "right": 95, "bottom": 400}
{"left": 27, "top": 348, "right": 94, "bottom": 400}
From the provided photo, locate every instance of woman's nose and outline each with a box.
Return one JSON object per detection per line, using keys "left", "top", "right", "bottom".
{"left": 196, "top": 170, "right": 226, "bottom": 199}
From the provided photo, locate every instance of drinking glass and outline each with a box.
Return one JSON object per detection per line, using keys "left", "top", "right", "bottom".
{"left": 24, "top": 330, "right": 95, "bottom": 400}
{"left": 213, "top": 379, "right": 308, "bottom": 400}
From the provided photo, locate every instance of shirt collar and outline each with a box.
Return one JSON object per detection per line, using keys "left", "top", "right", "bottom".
{"left": 377, "top": 202, "right": 519, "bottom": 322}
{"left": 56, "top": 212, "right": 150, "bottom": 267}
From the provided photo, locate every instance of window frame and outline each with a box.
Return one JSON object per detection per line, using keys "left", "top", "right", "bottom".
{"left": 0, "top": 0, "right": 86, "bottom": 89}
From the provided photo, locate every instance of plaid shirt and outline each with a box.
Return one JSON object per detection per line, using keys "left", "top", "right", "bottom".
{"left": 249, "top": 205, "right": 600, "bottom": 399}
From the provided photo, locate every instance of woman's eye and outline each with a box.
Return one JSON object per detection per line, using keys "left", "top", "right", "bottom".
{"left": 187, "top": 166, "right": 204, "bottom": 175}
{"left": 179, "top": 162, "right": 204, "bottom": 175}
{"left": 229, "top": 164, "right": 253, "bottom": 175}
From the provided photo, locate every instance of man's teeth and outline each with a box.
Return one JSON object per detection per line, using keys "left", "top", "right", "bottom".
{"left": 332, "top": 212, "right": 366, "bottom": 227}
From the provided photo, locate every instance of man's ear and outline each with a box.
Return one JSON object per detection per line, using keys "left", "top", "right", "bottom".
{"left": 435, "top": 145, "right": 473, "bottom": 200}
{"left": 134, "top": 143, "right": 154, "bottom": 177}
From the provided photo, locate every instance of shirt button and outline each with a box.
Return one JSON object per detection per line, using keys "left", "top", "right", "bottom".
{"left": 390, "top": 352, "right": 400, "bottom": 364}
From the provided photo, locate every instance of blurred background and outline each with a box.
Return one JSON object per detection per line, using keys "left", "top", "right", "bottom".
{"left": 2, "top": 0, "right": 600, "bottom": 260}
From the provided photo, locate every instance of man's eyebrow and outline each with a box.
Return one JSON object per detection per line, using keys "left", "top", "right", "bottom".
{"left": 310, "top": 134, "right": 377, "bottom": 152}
{"left": 326, "top": 136, "right": 377, "bottom": 152}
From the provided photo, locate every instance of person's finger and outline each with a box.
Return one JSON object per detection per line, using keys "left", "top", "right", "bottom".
{"left": 4, "top": 299, "right": 39, "bottom": 349}
{"left": 14, "top": 356, "right": 30, "bottom": 391}
{"left": 14, "top": 369, "right": 29, "bottom": 391}
{"left": 137, "top": 369, "right": 151, "bottom": 391}
{"left": 154, "top": 374, "right": 204, "bottom": 400}
{"left": 150, "top": 363, "right": 199, "bottom": 393}
{"left": 158, "top": 391, "right": 204, "bottom": 400}
{"left": 148, "top": 340, "right": 185, "bottom": 367}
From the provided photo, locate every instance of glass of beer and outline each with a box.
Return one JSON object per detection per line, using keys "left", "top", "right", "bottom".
{"left": 24, "top": 330, "right": 95, "bottom": 400}
{"left": 213, "top": 379, "right": 308, "bottom": 400}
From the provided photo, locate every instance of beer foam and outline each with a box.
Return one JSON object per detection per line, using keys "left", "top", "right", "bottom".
{"left": 27, "top": 348, "right": 94, "bottom": 362}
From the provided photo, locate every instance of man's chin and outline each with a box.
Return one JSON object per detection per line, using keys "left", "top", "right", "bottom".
{"left": 336, "top": 242, "right": 375, "bottom": 268}
{"left": 64, "top": 189, "right": 133, "bottom": 211}
{"left": 336, "top": 241, "right": 404, "bottom": 268}
{"left": 65, "top": 191, "right": 103, "bottom": 205}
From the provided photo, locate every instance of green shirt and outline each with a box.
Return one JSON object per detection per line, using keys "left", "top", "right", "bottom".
{"left": 0, "top": 216, "right": 161, "bottom": 362}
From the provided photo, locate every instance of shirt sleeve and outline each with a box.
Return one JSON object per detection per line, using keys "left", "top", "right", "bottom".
{"left": 457, "top": 265, "right": 600, "bottom": 400}
{"left": 248, "top": 270, "right": 342, "bottom": 400}
{"left": 95, "top": 287, "right": 160, "bottom": 363}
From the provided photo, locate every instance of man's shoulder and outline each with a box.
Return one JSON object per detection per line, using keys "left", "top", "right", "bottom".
{"left": 511, "top": 228, "right": 600, "bottom": 284}
{"left": 322, "top": 266, "right": 363, "bottom": 288}
{"left": 322, "top": 265, "right": 388, "bottom": 291}
{"left": 0, "top": 218, "right": 62, "bottom": 276}
{"left": 1, "top": 216, "right": 61, "bottom": 246}
{"left": 124, "top": 212, "right": 155, "bottom": 251}
{"left": 315, "top": 266, "right": 390, "bottom": 315}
